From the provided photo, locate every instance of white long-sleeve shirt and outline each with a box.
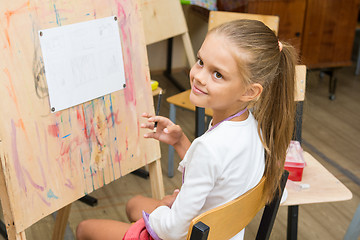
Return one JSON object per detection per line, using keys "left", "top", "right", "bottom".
{"left": 146, "top": 112, "right": 265, "bottom": 240}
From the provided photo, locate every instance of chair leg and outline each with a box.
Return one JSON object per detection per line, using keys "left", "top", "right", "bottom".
{"left": 256, "top": 170, "right": 289, "bottom": 240}
{"left": 168, "top": 104, "right": 176, "bottom": 178}
{"left": 287, "top": 206, "right": 299, "bottom": 240}
{"left": 195, "top": 107, "right": 206, "bottom": 137}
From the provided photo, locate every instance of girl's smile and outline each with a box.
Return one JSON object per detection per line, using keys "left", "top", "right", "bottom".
{"left": 192, "top": 84, "right": 207, "bottom": 95}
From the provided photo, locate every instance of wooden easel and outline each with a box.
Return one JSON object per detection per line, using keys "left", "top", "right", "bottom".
{"left": 140, "top": 0, "right": 196, "bottom": 91}
{"left": 0, "top": 0, "right": 164, "bottom": 239}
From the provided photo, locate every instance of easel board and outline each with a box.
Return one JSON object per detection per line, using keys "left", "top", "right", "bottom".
{"left": 0, "top": 0, "right": 160, "bottom": 235}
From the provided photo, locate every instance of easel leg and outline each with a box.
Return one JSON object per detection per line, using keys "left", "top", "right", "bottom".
{"left": 148, "top": 159, "right": 165, "bottom": 200}
{"left": 52, "top": 204, "right": 71, "bottom": 240}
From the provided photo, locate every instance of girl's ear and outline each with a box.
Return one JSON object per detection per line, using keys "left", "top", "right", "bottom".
{"left": 240, "top": 83, "right": 263, "bottom": 102}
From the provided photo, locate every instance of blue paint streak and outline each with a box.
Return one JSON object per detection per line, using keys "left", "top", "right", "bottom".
{"left": 62, "top": 133, "right": 71, "bottom": 138}
{"left": 68, "top": 109, "right": 72, "bottom": 127}
{"left": 90, "top": 166, "right": 95, "bottom": 191}
{"left": 80, "top": 150, "right": 88, "bottom": 194}
{"left": 109, "top": 95, "right": 115, "bottom": 126}
{"left": 47, "top": 189, "right": 59, "bottom": 199}
{"left": 53, "top": 4, "right": 61, "bottom": 26}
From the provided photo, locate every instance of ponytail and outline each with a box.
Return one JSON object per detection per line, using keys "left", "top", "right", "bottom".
{"left": 253, "top": 42, "right": 297, "bottom": 203}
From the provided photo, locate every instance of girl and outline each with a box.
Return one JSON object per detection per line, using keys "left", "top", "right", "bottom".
{"left": 76, "top": 19, "right": 297, "bottom": 240}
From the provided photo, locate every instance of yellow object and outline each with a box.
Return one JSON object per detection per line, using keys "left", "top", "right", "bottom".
{"left": 151, "top": 80, "right": 159, "bottom": 91}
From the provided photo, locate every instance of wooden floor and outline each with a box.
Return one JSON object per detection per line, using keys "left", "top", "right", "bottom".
{"left": 12, "top": 65, "right": 360, "bottom": 239}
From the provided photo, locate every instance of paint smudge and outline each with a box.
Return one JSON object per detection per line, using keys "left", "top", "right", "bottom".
{"left": 11, "top": 120, "right": 27, "bottom": 192}
{"left": 53, "top": 4, "right": 62, "bottom": 26}
{"left": 62, "top": 133, "right": 71, "bottom": 138}
{"left": 47, "top": 189, "right": 58, "bottom": 199}
{"left": 115, "top": 1, "right": 136, "bottom": 105}
{"left": 48, "top": 124, "right": 59, "bottom": 138}
{"left": 23, "top": 168, "right": 45, "bottom": 191}
{"left": 114, "top": 151, "right": 122, "bottom": 163}
{"left": 65, "top": 179, "right": 74, "bottom": 189}
{"left": 3, "top": 1, "right": 31, "bottom": 49}
{"left": 37, "top": 192, "right": 51, "bottom": 206}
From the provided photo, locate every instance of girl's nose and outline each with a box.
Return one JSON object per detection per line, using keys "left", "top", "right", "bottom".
{"left": 193, "top": 69, "right": 206, "bottom": 85}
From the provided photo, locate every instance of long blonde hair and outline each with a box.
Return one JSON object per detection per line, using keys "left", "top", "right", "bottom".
{"left": 210, "top": 19, "right": 297, "bottom": 203}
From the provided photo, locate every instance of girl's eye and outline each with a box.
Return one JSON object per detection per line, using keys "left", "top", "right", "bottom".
{"left": 214, "top": 72, "right": 223, "bottom": 79}
{"left": 197, "top": 59, "right": 204, "bottom": 66}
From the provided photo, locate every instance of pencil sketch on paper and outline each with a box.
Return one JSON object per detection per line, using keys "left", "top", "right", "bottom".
{"left": 39, "top": 16, "right": 126, "bottom": 112}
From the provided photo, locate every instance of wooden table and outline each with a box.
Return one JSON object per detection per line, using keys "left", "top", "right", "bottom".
{"left": 282, "top": 151, "right": 353, "bottom": 239}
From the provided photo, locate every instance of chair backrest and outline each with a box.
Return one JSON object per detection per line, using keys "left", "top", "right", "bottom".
{"left": 187, "top": 171, "right": 289, "bottom": 240}
{"left": 208, "top": 11, "right": 280, "bottom": 35}
{"left": 187, "top": 177, "right": 266, "bottom": 240}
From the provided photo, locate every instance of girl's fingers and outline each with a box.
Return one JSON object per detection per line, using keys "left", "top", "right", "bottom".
{"left": 141, "top": 122, "right": 155, "bottom": 130}
{"left": 142, "top": 112, "right": 153, "bottom": 119}
{"left": 144, "top": 131, "right": 156, "bottom": 139}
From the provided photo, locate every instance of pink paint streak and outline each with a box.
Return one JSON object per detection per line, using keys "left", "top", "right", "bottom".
{"left": 114, "top": 151, "right": 122, "bottom": 163}
{"left": 65, "top": 179, "right": 74, "bottom": 189}
{"left": 106, "top": 110, "right": 121, "bottom": 127}
{"left": 23, "top": 168, "right": 45, "bottom": 191}
{"left": 48, "top": 124, "right": 59, "bottom": 138}
{"left": 37, "top": 192, "right": 51, "bottom": 206}
{"left": 11, "top": 120, "right": 27, "bottom": 192}
{"left": 115, "top": 1, "right": 136, "bottom": 105}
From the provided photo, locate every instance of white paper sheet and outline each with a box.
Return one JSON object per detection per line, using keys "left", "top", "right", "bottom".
{"left": 39, "top": 16, "right": 126, "bottom": 112}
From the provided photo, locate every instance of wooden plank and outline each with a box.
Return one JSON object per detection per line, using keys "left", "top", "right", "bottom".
{"left": 51, "top": 204, "right": 71, "bottom": 240}
{"left": 295, "top": 65, "right": 306, "bottom": 102}
{"left": 181, "top": 32, "right": 196, "bottom": 67}
{"left": 140, "top": 0, "right": 188, "bottom": 45}
{"left": 208, "top": 11, "right": 279, "bottom": 35}
{"left": 0, "top": 155, "right": 26, "bottom": 239}
{"left": 148, "top": 158, "right": 165, "bottom": 200}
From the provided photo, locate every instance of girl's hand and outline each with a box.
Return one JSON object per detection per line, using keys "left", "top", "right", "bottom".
{"left": 141, "top": 113, "right": 184, "bottom": 146}
{"left": 159, "top": 189, "right": 180, "bottom": 208}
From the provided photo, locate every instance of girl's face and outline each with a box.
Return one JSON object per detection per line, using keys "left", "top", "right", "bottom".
{"left": 189, "top": 33, "right": 249, "bottom": 114}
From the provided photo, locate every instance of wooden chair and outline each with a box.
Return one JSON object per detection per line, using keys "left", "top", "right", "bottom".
{"left": 166, "top": 11, "right": 280, "bottom": 177}
{"left": 187, "top": 171, "right": 289, "bottom": 240}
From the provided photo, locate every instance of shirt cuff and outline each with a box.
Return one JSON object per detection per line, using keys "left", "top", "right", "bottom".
{"left": 142, "top": 210, "right": 162, "bottom": 240}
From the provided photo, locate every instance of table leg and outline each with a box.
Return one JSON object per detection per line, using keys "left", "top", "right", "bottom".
{"left": 287, "top": 205, "right": 299, "bottom": 240}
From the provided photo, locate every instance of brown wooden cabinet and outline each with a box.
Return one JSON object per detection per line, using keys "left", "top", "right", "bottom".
{"left": 245, "top": 0, "right": 359, "bottom": 69}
